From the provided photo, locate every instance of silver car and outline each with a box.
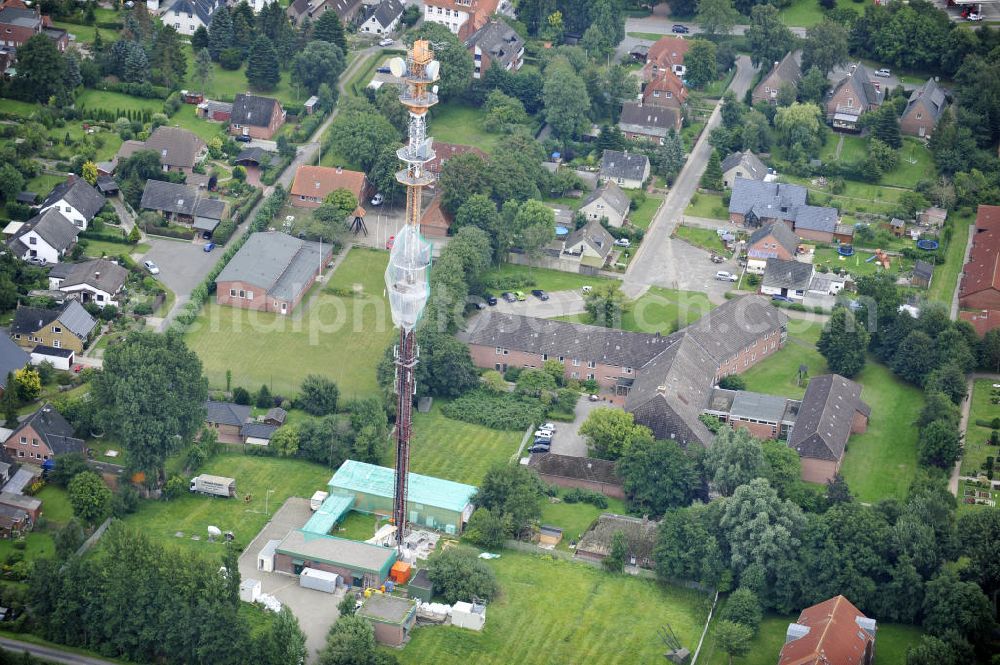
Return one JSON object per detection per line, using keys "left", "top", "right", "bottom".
{"left": 144, "top": 260, "right": 160, "bottom": 275}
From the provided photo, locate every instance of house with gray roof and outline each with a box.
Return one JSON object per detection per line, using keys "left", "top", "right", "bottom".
{"left": 142, "top": 126, "right": 207, "bottom": 173}
{"left": 360, "top": 0, "right": 403, "bottom": 34}
{"left": 162, "top": 0, "right": 221, "bottom": 36}
{"left": 11, "top": 300, "right": 97, "bottom": 354}
{"left": 761, "top": 258, "right": 813, "bottom": 301}
{"left": 205, "top": 400, "right": 251, "bottom": 443}
{"left": 140, "top": 180, "right": 226, "bottom": 233}
{"left": 287, "top": 0, "right": 363, "bottom": 27}
{"left": 0, "top": 336, "right": 28, "bottom": 396}
{"left": 241, "top": 422, "right": 279, "bottom": 446}
{"left": 49, "top": 258, "right": 128, "bottom": 309}
{"left": 4, "top": 403, "right": 83, "bottom": 464}
{"left": 562, "top": 219, "right": 614, "bottom": 271}
{"left": 787, "top": 374, "right": 870, "bottom": 483}
{"left": 729, "top": 178, "right": 846, "bottom": 242}
{"left": 39, "top": 177, "right": 104, "bottom": 231}
{"left": 826, "top": 64, "right": 885, "bottom": 132}
{"left": 230, "top": 94, "right": 286, "bottom": 141}
{"left": 618, "top": 101, "right": 681, "bottom": 143}
{"left": 579, "top": 182, "right": 631, "bottom": 228}
{"left": 7, "top": 209, "right": 80, "bottom": 265}
{"left": 721, "top": 151, "right": 767, "bottom": 188}
{"left": 751, "top": 50, "right": 801, "bottom": 106}
{"left": 599, "top": 150, "right": 650, "bottom": 189}
{"left": 900, "top": 78, "right": 947, "bottom": 139}
{"left": 465, "top": 18, "right": 524, "bottom": 79}
{"left": 527, "top": 453, "right": 624, "bottom": 499}
{"left": 703, "top": 387, "right": 799, "bottom": 440}
{"left": 215, "top": 231, "right": 334, "bottom": 315}
{"left": 746, "top": 222, "right": 800, "bottom": 274}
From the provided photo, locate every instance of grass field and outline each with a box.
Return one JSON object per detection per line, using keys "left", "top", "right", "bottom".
{"left": 36, "top": 485, "right": 73, "bottom": 527}
{"left": 881, "top": 139, "right": 935, "bottom": 189}
{"left": 26, "top": 174, "right": 67, "bottom": 198}
{"left": 76, "top": 89, "right": 166, "bottom": 115}
{"left": 402, "top": 403, "right": 524, "bottom": 486}
{"left": 83, "top": 239, "right": 150, "bottom": 258}
{"left": 181, "top": 45, "right": 308, "bottom": 107}
{"left": 741, "top": 321, "right": 920, "bottom": 502}
{"left": 124, "top": 454, "right": 329, "bottom": 550}
{"left": 928, "top": 211, "right": 974, "bottom": 304}
{"left": 0, "top": 98, "right": 44, "bottom": 117}
{"left": 813, "top": 247, "right": 913, "bottom": 279}
{"left": 778, "top": 0, "right": 862, "bottom": 26}
{"left": 53, "top": 21, "right": 117, "bottom": 45}
{"left": 699, "top": 612, "right": 920, "bottom": 665}
{"left": 538, "top": 490, "right": 627, "bottom": 551}
{"left": 185, "top": 247, "right": 396, "bottom": 399}
{"left": 819, "top": 133, "right": 867, "bottom": 163}
{"left": 0, "top": 532, "right": 55, "bottom": 562}
{"left": 685, "top": 193, "right": 728, "bottom": 220}
{"left": 963, "top": 379, "right": 999, "bottom": 477}
{"left": 559, "top": 286, "right": 714, "bottom": 335}
{"left": 482, "top": 264, "right": 613, "bottom": 293}
{"left": 674, "top": 224, "right": 728, "bottom": 254}
{"left": 166, "top": 104, "right": 226, "bottom": 143}
{"left": 629, "top": 193, "right": 662, "bottom": 230}
{"left": 626, "top": 31, "right": 667, "bottom": 41}
{"left": 429, "top": 103, "right": 502, "bottom": 154}
{"left": 396, "top": 550, "right": 712, "bottom": 665}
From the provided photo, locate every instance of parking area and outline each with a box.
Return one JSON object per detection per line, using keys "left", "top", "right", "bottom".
{"left": 493, "top": 290, "right": 586, "bottom": 318}
{"left": 237, "top": 498, "right": 343, "bottom": 663}
{"left": 140, "top": 237, "right": 220, "bottom": 306}
{"left": 546, "top": 396, "right": 607, "bottom": 458}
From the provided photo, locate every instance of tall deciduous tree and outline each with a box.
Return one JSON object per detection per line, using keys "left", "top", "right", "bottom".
{"left": 579, "top": 408, "right": 651, "bottom": 460}
{"left": 603, "top": 530, "right": 627, "bottom": 573}
{"left": 745, "top": 4, "right": 794, "bottom": 69}
{"left": 473, "top": 463, "right": 543, "bottom": 538}
{"left": 513, "top": 199, "right": 556, "bottom": 256}
{"left": 292, "top": 39, "right": 345, "bottom": 96}
{"left": 246, "top": 35, "right": 281, "bottom": 91}
{"left": 325, "top": 100, "right": 399, "bottom": 171}
{"left": 617, "top": 436, "right": 699, "bottom": 516}
{"left": 542, "top": 57, "right": 590, "bottom": 140}
{"left": 439, "top": 153, "right": 491, "bottom": 215}
{"left": 684, "top": 39, "right": 718, "bottom": 88}
{"left": 917, "top": 419, "right": 961, "bottom": 469}
{"left": 13, "top": 34, "right": 67, "bottom": 103}
{"left": 92, "top": 332, "right": 208, "bottom": 483}
{"left": 715, "top": 620, "right": 753, "bottom": 665}
{"left": 801, "top": 20, "right": 849, "bottom": 75}
{"left": 921, "top": 569, "right": 996, "bottom": 646}
{"left": 697, "top": 0, "right": 739, "bottom": 35}
{"left": 705, "top": 427, "right": 767, "bottom": 496}
{"left": 817, "top": 308, "right": 869, "bottom": 377}
{"left": 68, "top": 471, "right": 113, "bottom": 524}
{"left": 584, "top": 282, "right": 630, "bottom": 328}
{"left": 655, "top": 503, "right": 727, "bottom": 587}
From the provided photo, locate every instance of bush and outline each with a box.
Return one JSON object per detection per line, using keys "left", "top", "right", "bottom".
{"left": 562, "top": 487, "right": 608, "bottom": 508}
{"left": 133, "top": 303, "right": 153, "bottom": 316}
{"left": 212, "top": 219, "right": 237, "bottom": 245}
{"left": 463, "top": 507, "right": 507, "bottom": 549}
{"left": 163, "top": 474, "right": 188, "bottom": 500}
{"left": 718, "top": 375, "right": 746, "bottom": 390}
{"left": 503, "top": 366, "right": 522, "bottom": 382}
{"left": 441, "top": 389, "right": 546, "bottom": 431}
{"left": 426, "top": 548, "right": 499, "bottom": 604}
{"left": 232, "top": 387, "right": 251, "bottom": 405}
{"left": 719, "top": 587, "right": 763, "bottom": 634}
{"left": 297, "top": 374, "right": 340, "bottom": 416}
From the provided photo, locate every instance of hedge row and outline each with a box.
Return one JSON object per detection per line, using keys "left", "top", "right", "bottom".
{"left": 441, "top": 389, "right": 546, "bottom": 431}
{"left": 172, "top": 187, "right": 287, "bottom": 330}
{"left": 230, "top": 188, "right": 262, "bottom": 224}
{"left": 145, "top": 225, "right": 195, "bottom": 240}
{"left": 80, "top": 231, "right": 132, "bottom": 245}
{"left": 261, "top": 155, "right": 293, "bottom": 186}
{"left": 94, "top": 81, "right": 170, "bottom": 100}
{"left": 212, "top": 219, "right": 237, "bottom": 245}
{"left": 289, "top": 110, "right": 327, "bottom": 143}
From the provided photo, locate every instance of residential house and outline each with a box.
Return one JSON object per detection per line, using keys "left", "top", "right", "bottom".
{"left": 422, "top": 0, "right": 498, "bottom": 40}
{"left": 919, "top": 207, "right": 947, "bottom": 227}
{"left": 900, "top": 78, "right": 947, "bottom": 139}
{"left": 745, "top": 222, "right": 799, "bottom": 275}
{"left": 140, "top": 180, "right": 226, "bottom": 235}
{"left": 703, "top": 388, "right": 799, "bottom": 440}
{"left": 761, "top": 258, "right": 813, "bottom": 301}
{"left": 751, "top": 50, "right": 801, "bottom": 105}
{"left": 215, "top": 231, "right": 334, "bottom": 315}
{"left": 959, "top": 205, "right": 1000, "bottom": 310}
{"left": 419, "top": 195, "right": 452, "bottom": 239}
{"left": 527, "top": 453, "right": 624, "bottom": 499}
{"left": 7, "top": 209, "right": 79, "bottom": 264}
{"left": 241, "top": 422, "right": 279, "bottom": 446}
{"left": 575, "top": 514, "right": 658, "bottom": 570}
{"left": 959, "top": 309, "right": 1000, "bottom": 337}
{"left": 826, "top": 64, "right": 885, "bottom": 132}
{"left": 204, "top": 400, "right": 251, "bottom": 444}
{"left": 599, "top": 150, "right": 650, "bottom": 190}
{"left": 0, "top": 336, "right": 28, "bottom": 396}
{"left": 465, "top": 18, "right": 524, "bottom": 79}
{"left": 0, "top": 1, "right": 67, "bottom": 52}
{"left": 618, "top": 101, "right": 681, "bottom": 144}
{"left": 642, "top": 71, "right": 687, "bottom": 109}
{"left": 778, "top": 596, "right": 877, "bottom": 665}
{"left": 787, "top": 374, "right": 870, "bottom": 483}
{"left": 912, "top": 260, "right": 933, "bottom": 289}
{"left": 161, "top": 0, "right": 221, "bottom": 36}
{"left": 142, "top": 126, "right": 207, "bottom": 174}
{"left": 10, "top": 300, "right": 97, "bottom": 354}
{"left": 562, "top": 219, "right": 614, "bottom": 273}
{"left": 642, "top": 36, "right": 689, "bottom": 81}
{"left": 287, "top": 0, "right": 364, "bottom": 27}
{"left": 4, "top": 403, "right": 84, "bottom": 465}
{"left": 579, "top": 182, "right": 631, "bottom": 228}
{"left": 729, "top": 178, "right": 847, "bottom": 243}
{"left": 359, "top": 0, "right": 403, "bottom": 34}
{"left": 290, "top": 165, "right": 367, "bottom": 209}
{"left": 38, "top": 177, "right": 104, "bottom": 232}
{"left": 721, "top": 151, "right": 767, "bottom": 189}
{"left": 229, "top": 93, "right": 286, "bottom": 141}
{"left": 47, "top": 258, "right": 128, "bottom": 308}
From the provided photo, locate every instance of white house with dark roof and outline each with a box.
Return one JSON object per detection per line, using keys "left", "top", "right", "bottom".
{"left": 38, "top": 177, "right": 104, "bottom": 231}
{"left": 618, "top": 101, "right": 681, "bottom": 144}
{"left": 562, "top": 219, "right": 614, "bottom": 271}
{"left": 160, "top": 0, "right": 222, "bottom": 35}
{"left": 579, "top": 181, "right": 631, "bottom": 228}
{"left": 721, "top": 151, "right": 767, "bottom": 189}
{"left": 465, "top": 17, "right": 524, "bottom": 79}
{"left": 761, "top": 258, "right": 813, "bottom": 301}
{"left": 599, "top": 149, "right": 650, "bottom": 190}
{"left": 7, "top": 209, "right": 80, "bottom": 265}
{"left": 48, "top": 258, "right": 128, "bottom": 308}
{"left": 359, "top": 0, "right": 403, "bottom": 34}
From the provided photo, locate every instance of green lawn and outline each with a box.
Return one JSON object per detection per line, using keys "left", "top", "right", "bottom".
{"left": 397, "top": 550, "right": 712, "bottom": 665}
{"left": 333, "top": 510, "right": 379, "bottom": 541}
{"left": 185, "top": 248, "right": 396, "bottom": 399}
{"left": 0, "top": 533, "right": 55, "bottom": 562}
{"left": 674, "top": 224, "right": 728, "bottom": 254}
{"left": 685, "top": 193, "right": 728, "bottom": 221}
{"left": 83, "top": 239, "right": 150, "bottom": 259}
{"left": 76, "top": 89, "right": 166, "bottom": 115}
{"left": 784, "top": 175, "right": 905, "bottom": 217}
{"left": 559, "top": 287, "right": 714, "bottom": 335}
{"left": 880, "top": 138, "right": 935, "bottom": 189}
{"left": 52, "top": 21, "right": 117, "bottom": 45}
{"left": 124, "top": 453, "right": 329, "bottom": 550}
{"left": 166, "top": 104, "right": 226, "bottom": 143}
{"left": 401, "top": 402, "right": 524, "bottom": 486}
{"left": 778, "top": 0, "right": 862, "bottom": 27}
{"left": 429, "top": 103, "right": 502, "bottom": 154}
{"left": 25, "top": 174, "right": 67, "bottom": 198}
{"left": 482, "top": 264, "right": 613, "bottom": 294}
{"left": 0, "top": 98, "right": 43, "bottom": 117}
{"left": 629, "top": 193, "right": 662, "bottom": 230}
{"left": 626, "top": 31, "right": 667, "bottom": 41}
{"left": 538, "top": 491, "right": 627, "bottom": 551}
{"left": 741, "top": 322, "right": 920, "bottom": 502}
{"left": 963, "top": 379, "right": 999, "bottom": 477}
{"left": 813, "top": 247, "right": 913, "bottom": 279}
{"left": 819, "top": 133, "right": 867, "bottom": 164}
{"left": 701, "top": 67, "right": 737, "bottom": 99}
{"left": 181, "top": 45, "right": 308, "bottom": 108}
{"left": 700, "top": 612, "right": 920, "bottom": 665}
{"left": 35, "top": 485, "right": 73, "bottom": 527}
{"left": 928, "top": 210, "right": 974, "bottom": 304}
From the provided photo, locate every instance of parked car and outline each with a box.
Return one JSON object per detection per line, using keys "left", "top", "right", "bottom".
{"left": 486, "top": 294, "right": 498, "bottom": 306}
{"left": 25, "top": 256, "right": 46, "bottom": 266}
{"left": 371, "top": 193, "right": 384, "bottom": 206}
{"left": 588, "top": 394, "right": 600, "bottom": 402}
{"left": 771, "top": 294, "right": 794, "bottom": 303}
{"left": 203, "top": 242, "right": 215, "bottom": 252}
{"left": 529, "top": 444, "right": 551, "bottom": 453}
{"left": 235, "top": 134, "right": 252, "bottom": 142}
{"left": 385, "top": 236, "right": 394, "bottom": 250}
{"left": 72, "top": 364, "right": 83, "bottom": 373}
{"left": 967, "top": 12, "right": 983, "bottom": 20}
{"left": 671, "top": 24, "right": 689, "bottom": 33}
{"left": 502, "top": 292, "right": 516, "bottom": 303}
{"left": 874, "top": 68, "right": 891, "bottom": 78}
{"left": 144, "top": 260, "right": 160, "bottom": 275}
{"left": 514, "top": 291, "right": 527, "bottom": 301}
{"left": 379, "top": 37, "right": 394, "bottom": 46}
{"left": 533, "top": 436, "right": 551, "bottom": 446}
{"left": 614, "top": 238, "right": 631, "bottom": 247}
{"left": 531, "top": 289, "right": 549, "bottom": 301}
{"left": 376, "top": 66, "right": 391, "bottom": 74}
{"left": 715, "top": 270, "right": 737, "bottom": 282}
{"left": 533, "top": 430, "right": 553, "bottom": 440}
{"left": 539, "top": 423, "right": 556, "bottom": 433}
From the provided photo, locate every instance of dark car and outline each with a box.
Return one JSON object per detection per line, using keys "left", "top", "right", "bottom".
{"left": 486, "top": 294, "right": 498, "bottom": 306}
{"left": 771, "top": 295, "right": 794, "bottom": 303}
{"left": 376, "top": 66, "right": 391, "bottom": 74}
{"left": 235, "top": 134, "right": 252, "bottom": 142}
{"left": 672, "top": 24, "right": 690, "bottom": 33}
{"left": 502, "top": 292, "right": 516, "bottom": 303}
{"left": 529, "top": 444, "right": 551, "bottom": 454}
{"left": 531, "top": 289, "right": 549, "bottom": 301}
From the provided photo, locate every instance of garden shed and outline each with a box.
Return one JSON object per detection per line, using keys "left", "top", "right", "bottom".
{"left": 539, "top": 525, "right": 563, "bottom": 547}
{"left": 407, "top": 568, "right": 433, "bottom": 603}
{"left": 358, "top": 594, "right": 417, "bottom": 647}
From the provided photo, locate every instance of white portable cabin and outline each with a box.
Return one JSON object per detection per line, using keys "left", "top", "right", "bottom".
{"left": 239, "top": 578, "right": 261, "bottom": 603}
{"left": 257, "top": 539, "right": 280, "bottom": 573}
{"left": 299, "top": 567, "right": 340, "bottom": 593}
{"left": 451, "top": 601, "right": 486, "bottom": 631}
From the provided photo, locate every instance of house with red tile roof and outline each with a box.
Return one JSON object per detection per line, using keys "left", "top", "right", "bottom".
{"left": 423, "top": 0, "right": 498, "bottom": 40}
{"left": 642, "top": 71, "right": 687, "bottom": 108}
{"left": 960, "top": 309, "right": 1000, "bottom": 337}
{"left": 959, "top": 205, "right": 1000, "bottom": 311}
{"left": 778, "top": 595, "right": 877, "bottom": 665}
{"left": 290, "top": 165, "right": 368, "bottom": 209}
{"left": 642, "top": 36, "right": 690, "bottom": 81}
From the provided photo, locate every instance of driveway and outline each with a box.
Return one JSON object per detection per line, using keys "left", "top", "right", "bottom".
{"left": 237, "top": 498, "right": 343, "bottom": 664}
{"left": 624, "top": 55, "right": 755, "bottom": 299}
{"left": 140, "top": 237, "right": 219, "bottom": 309}
{"left": 546, "top": 396, "right": 606, "bottom": 457}
{"left": 493, "top": 290, "right": 585, "bottom": 318}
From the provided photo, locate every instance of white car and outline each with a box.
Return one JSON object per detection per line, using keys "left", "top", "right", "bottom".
{"left": 614, "top": 238, "right": 631, "bottom": 248}
{"left": 539, "top": 423, "right": 556, "bottom": 433}
{"left": 379, "top": 37, "right": 394, "bottom": 46}
{"left": 967, "top": 13, "right": 983, "bottom": 20}
{"left": 371, "top": 193, "right": 384, "bottom": 206}
{"left": 874, "top": 68, "right": 891, "bottom": 78}
{"left": 144, "top": 260, "right": 160, "bottom": 275}
{"left": 533, "top": 430, "right": 553, "bottom": 440}
{"left": 715, "top": 270, "right": 737, "bottom": 282}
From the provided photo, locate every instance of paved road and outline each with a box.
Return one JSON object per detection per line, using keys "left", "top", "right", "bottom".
{"left": 547, "top": 397, "right": 605, "bottom": 457}
{"left": 623, "top": 55, "right": 755, "bottom": 299}
{"left": 0, "top": 637, "right": 119, "bottom": 665}
{"left": 617, "top": 16, "right": 807, "bottom": 61}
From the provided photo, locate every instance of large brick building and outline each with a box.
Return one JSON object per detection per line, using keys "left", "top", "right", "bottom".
{"left": 900, "top": 78, "right": 947, "bottom": 139}
{"left": 729, "top": 178, "right": 850, "bottom": 244}
{"left": 0, "top": 1, "right": 67, "bottom": 52}
{"left": 959, "top": 205, "right": 1000, "bottom": 311}
{"left": 461, "top": 295, "right": 788, "bottom": 447}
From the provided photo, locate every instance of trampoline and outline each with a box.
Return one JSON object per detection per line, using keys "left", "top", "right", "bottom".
{"left": 837, "top": 245, "right": 854, "bottom": 256}
{"left": 555, "top": 225, "right": 570, "bottom": 238}
{"left": 916, "top": 239, "right": 939, "bottom": 251}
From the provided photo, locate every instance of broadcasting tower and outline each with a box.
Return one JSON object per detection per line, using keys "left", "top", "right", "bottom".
{"left": 384, "top": 40, "right": 438, "bottom": 554}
